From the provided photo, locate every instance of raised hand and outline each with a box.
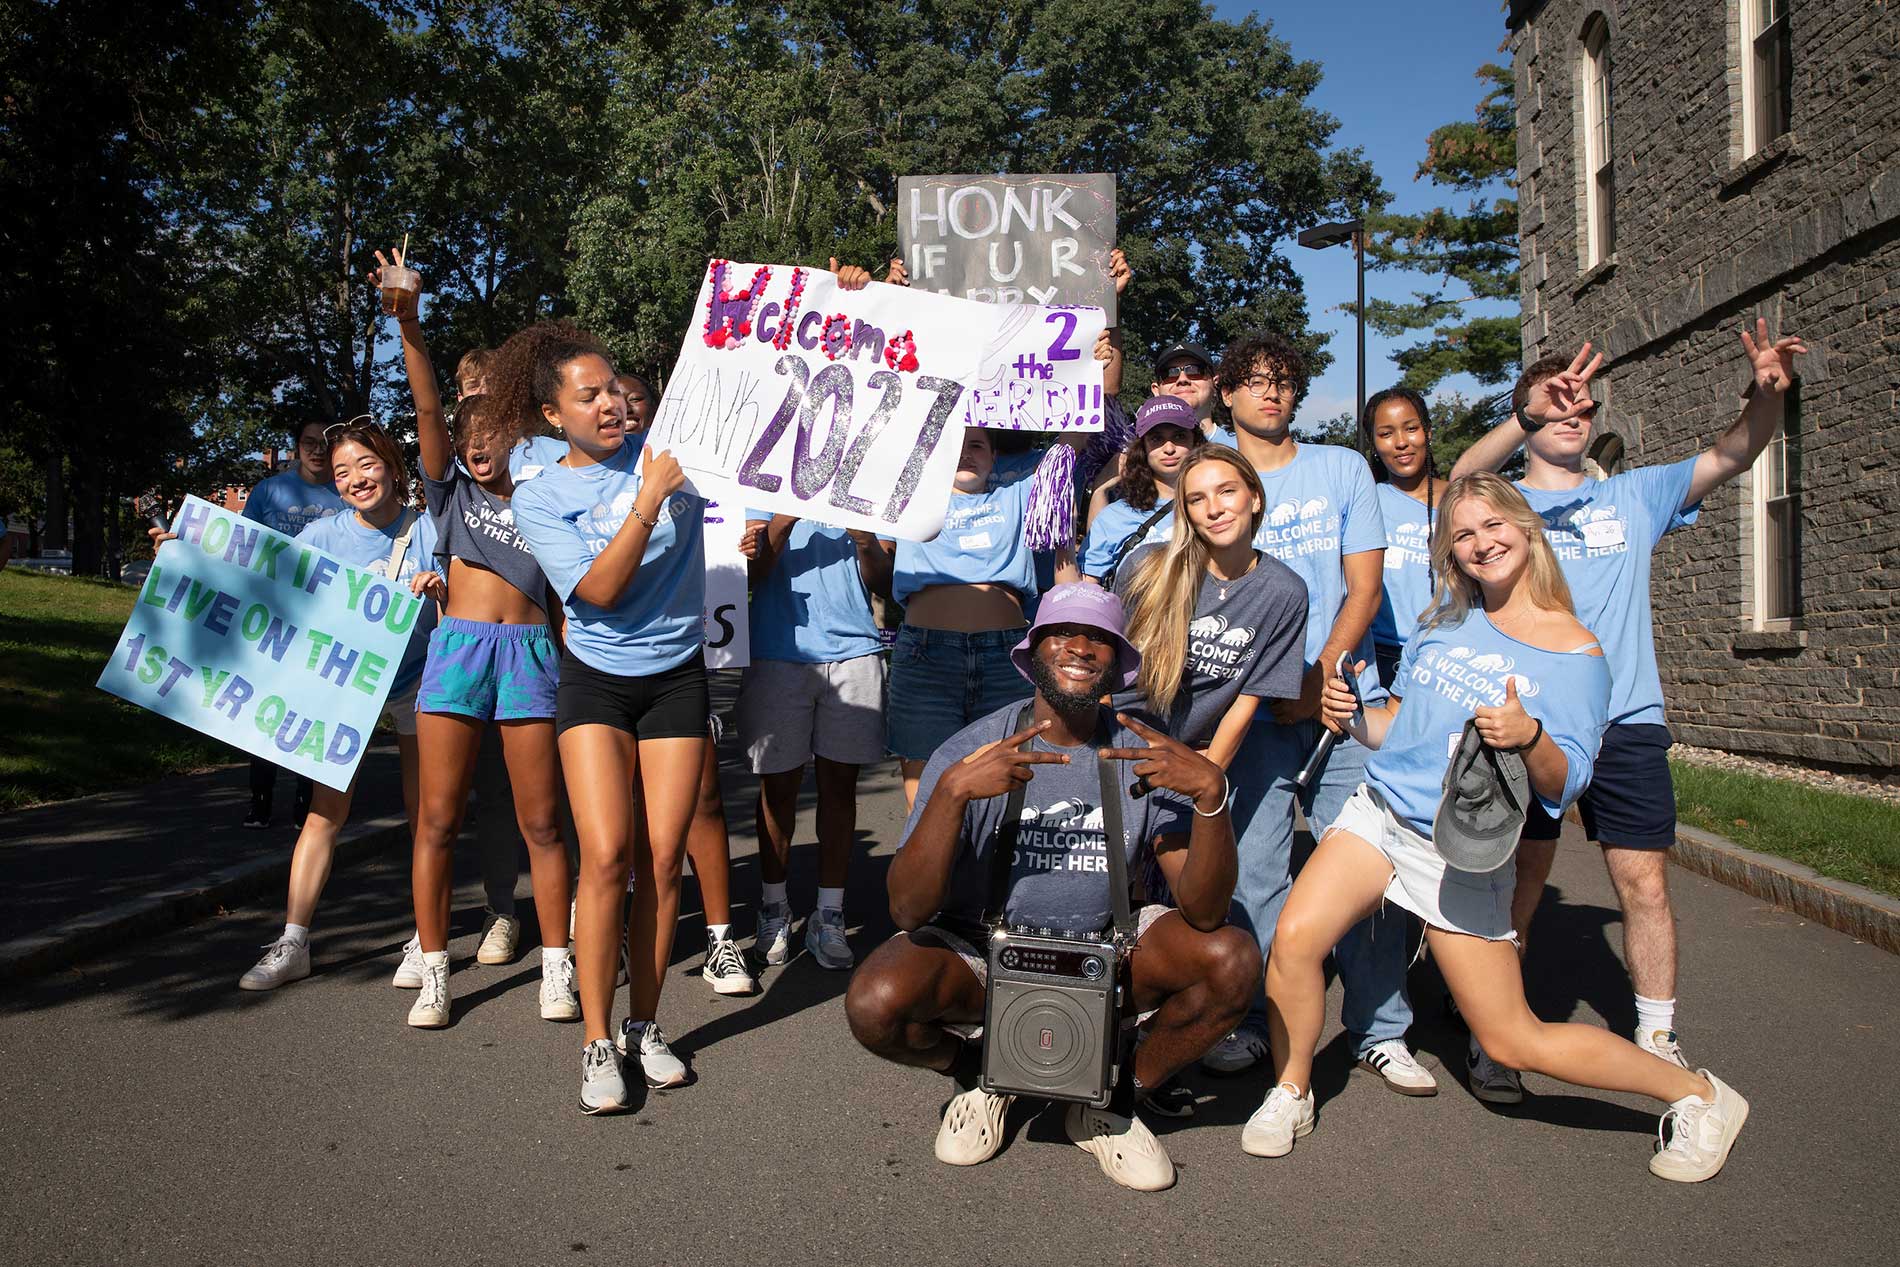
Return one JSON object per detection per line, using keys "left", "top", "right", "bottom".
{"left": 738, "top": 522, "right": 764, "bottom": 560}
{"left": 1473, "top": 676, "right": 1539, "bottom": 750}
{"left": 1740, "top": 317, "right": 1805, "bottom": 395}
{"left": 883, "top": 257, "right": 909, "bottom": 287}
{"left": 948, "top": 719, "right": 1069, "bottom": 800}
{"left": 1107, "top": 246, "right": 1132, "bottom": 296}
{"left": 830, "top": 257, "right": 873, "bottom": 290}
{"left": 1100, "top": 713, "right": 1226, "bottom": 813}
{"left": 1527, "top": 342, "right": 1604, "bottom": 424}
{"left": 1320, "top": 660, "right": 1365, "bottom": 735}
{"left": 640, "top": 447, "right": 687, "bottom": 503}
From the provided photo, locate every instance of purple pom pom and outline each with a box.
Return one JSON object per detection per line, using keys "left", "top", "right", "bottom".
{"left": 1074, "top": 396, "right": 1134, "bottom": 490}
{"left": 1024, "top": 444, "right": 1075, "bottom": 551}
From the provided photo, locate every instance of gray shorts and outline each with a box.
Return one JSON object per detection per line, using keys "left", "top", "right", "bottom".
{"left": 736, "top": 654, "right": 887, "bottom": 774}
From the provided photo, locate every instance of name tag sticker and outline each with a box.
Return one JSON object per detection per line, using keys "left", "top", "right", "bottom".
{"left": 1447, "top": 731, "right": 1463, "bottom": 760}
{"left": 958, "top": 531, "right": 993, "bottom": 551}
{"left": 1580, "top": 518, "right": 1626, "bottom": 549}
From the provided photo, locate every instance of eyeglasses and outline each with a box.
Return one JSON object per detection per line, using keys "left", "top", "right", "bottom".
{"left": 1159, "top": 364, "right": 1210, "bottom": 383}
{"left": 1238, "top": 374, "right": 1294, "bottom": 398}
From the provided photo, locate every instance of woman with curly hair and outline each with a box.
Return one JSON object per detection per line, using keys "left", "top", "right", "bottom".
{"left": 368, "top": 249, "right": 576, "bottom": 1031}
{"left": 502, "top": 318, "right": 709, "bottom": 1114}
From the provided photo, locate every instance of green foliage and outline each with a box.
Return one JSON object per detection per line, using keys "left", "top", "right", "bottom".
{"left": 1672, "top": 760, "right": 1900, "bottom": 901}
{"left": 1360, "top": 61, "right": 1519, "bottom": 397}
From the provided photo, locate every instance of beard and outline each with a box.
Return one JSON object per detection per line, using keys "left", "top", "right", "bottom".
{"left": 1029, "top": 655, "right": 1108, "bottom": 717}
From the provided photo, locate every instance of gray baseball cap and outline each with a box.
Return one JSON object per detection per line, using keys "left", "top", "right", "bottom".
{"left": 1432, "top": 719, "right": 1532, "bottom": 873}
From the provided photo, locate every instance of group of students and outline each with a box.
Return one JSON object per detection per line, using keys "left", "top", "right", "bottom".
{"left": 172, "top": 246, "right": 1801, "bottom": 1192}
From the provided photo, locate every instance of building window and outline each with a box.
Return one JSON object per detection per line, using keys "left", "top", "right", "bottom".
{"left": 1580, "top": 15, "right": 1615, "bottom": 267}
{"left": 1750, "top": 382, "right": 1801, "bottom": 627}
{"left": 1742, "top": 0, "right": 1792, "bottom": 156}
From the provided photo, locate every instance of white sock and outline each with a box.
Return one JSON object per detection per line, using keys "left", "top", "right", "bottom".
{"left": 1634, "top": 994, "right": 1676, "bottom": 1035}
{"left": 422, "top": 950, "right": 449, "bottom": 968}
{"left": 542, "top": 945, "right": 571, "bottom": 968}
{"left": 706, "top": 923, "right": 731, "bottom": 943}
{"left": 282, "top": 923, "right": 309, "bottom": 946}
{"left": 816, "top": 886, "right": 845, "bottom": 914}
{"left": 761, "top": 881, "right": 789, "bottom": 907}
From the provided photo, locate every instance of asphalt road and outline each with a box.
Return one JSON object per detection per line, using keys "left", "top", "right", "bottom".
{"left": 2, "top": 745, "right": 1895, "bottom": 1266}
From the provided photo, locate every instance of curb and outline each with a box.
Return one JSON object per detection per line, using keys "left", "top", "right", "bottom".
{"left": 1672, "top": 824, "right": 1900, "bottom": 955}
{"left": 0, "top": 817, "right": 411, "bottom": 984}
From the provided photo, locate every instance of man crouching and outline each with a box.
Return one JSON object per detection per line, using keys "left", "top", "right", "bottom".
{"left": 844, "top": 583, "right": 1258, "bottom": 1191}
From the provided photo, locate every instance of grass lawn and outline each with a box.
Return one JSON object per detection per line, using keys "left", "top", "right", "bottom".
{"left": 1671, "top": 759, "right": 1900, "bottom": 902}
{"left": 0, "top": 569, "right": 232, "bottom": 811}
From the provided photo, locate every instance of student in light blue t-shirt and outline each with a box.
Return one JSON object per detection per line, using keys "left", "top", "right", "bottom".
{"left": 503, "top": 320, "right": 707, "bottom": 1115}
{"left": 736, "top": 510, "right": 893, "bottom": 971}
{"left": 235, "top": 419, "right": 348, "bottom": 832}
{"left": 1362, "top": 387, "right": 1451, "bottom": 687}
{"left": 1211, "top": 329, "right": 1428, "bottom": 1097}
{"left": 1245, "top": 472, "right": 1751, "bottom": 1187}
{"left": 1451, "top": 320, "right": 1807, "bottom": 1077}
{"left": 1078, "top": 396, "right": 1204, "bottom": 586}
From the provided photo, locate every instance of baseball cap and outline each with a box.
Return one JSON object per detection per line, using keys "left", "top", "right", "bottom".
{"left": 1133, "top": 395, "right": 1200, "bottom": 440}
{"left": 1154, "top": 342, "right": 1216, "bottom": 374}
{"left": 1009, "top": 582, "right": 1142, "bottom": 694}
{"left": 1432, "top": 719, "right": 1532, "bottom": 873}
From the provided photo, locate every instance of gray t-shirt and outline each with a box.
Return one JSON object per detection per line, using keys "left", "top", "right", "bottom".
{"left": 423, "top": 467, "right": 549, "bottom": 605}
{"left": 1112, "top": 546, "right": 1308, "bottom": 747}
{"left": 902, "top": 703, "right": 1194, "bottom": 934}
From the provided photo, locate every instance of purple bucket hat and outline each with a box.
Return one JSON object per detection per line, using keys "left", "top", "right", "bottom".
{"left": 1010, "top": 582, "right": 1143, "bottom": 694}
{"left": 1133, "top": 394, "right": 1200, "bottom": 440}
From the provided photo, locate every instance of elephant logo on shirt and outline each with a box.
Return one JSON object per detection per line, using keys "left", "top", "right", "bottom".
{"left": 1268, "top": 500, "right": 1300, "bottom": 526}
{"left": 1298, "top": 497, "right": 1329, "bottom": 519}
{"left": 1188, "top": 615, "right": 1228, "bottom": 639}
{"left": 1569, "top": 505, "right": 1619, "bottom": 526}
{"left": 1394, "top": 522, "right": 1423, "bottom": 536}
{"left": 1446, "top": 646, "right": 1473, "bottom": 660}
{"left": 1020, "top": 800, "right": 1104, "bottom": 830}
{"left": 1466, "top": 652, "right": 1514, "bottom": 673}
{"left": 1506, "top": 673, "right": 1542, "bottom": 699}
{"left": 1217, "top": 625, "right": 1255, "bottom": 647}
{"left": 493, "top": 507, "right": 515, "bottom": 526}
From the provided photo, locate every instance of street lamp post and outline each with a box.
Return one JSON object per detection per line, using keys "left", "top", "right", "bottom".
{"left": 1297, "top": 218, "right": 1367, "bottom": 447}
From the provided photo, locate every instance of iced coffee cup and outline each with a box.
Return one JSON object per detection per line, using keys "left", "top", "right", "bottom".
{"left": 378, "top": 263, "right": 421, "bottom": 316}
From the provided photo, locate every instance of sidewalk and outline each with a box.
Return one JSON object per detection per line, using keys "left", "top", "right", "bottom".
{"left": 0, "top": 740, "right": 406, "bottom": 980}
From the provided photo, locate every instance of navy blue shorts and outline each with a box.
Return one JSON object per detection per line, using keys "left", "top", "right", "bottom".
{"left": 1522, "top": 722, "right": 1676, "bottom": 850}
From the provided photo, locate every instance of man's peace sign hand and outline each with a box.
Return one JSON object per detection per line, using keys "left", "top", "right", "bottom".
{"left": 1740, "top": 317, "right": 1805, "bottom": 396}
{"left": 1099, "top": 713, "right": 1227, "bottom": 814}
{"left": 945, "top": 719, "right": 1069, "bottom": 801}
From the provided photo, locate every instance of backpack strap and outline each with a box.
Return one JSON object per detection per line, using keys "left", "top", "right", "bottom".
{"left": 1098, "top": 503, "right": 1173, "bottom": 590}
{"left": 384, "top": 508, "right": 419, "bottom": 578}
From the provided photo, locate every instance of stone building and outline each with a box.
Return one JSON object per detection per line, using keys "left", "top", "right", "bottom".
{"left": 1506, "top": 0, "right": 1898, "bottom": 775}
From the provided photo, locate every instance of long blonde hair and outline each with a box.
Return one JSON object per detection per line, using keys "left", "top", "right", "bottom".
{"left": 1123, "top": 444, "right": 1264, "bottom": 715}
{"left": 1417, "top": 472, "right": 1575, "bottom": 631}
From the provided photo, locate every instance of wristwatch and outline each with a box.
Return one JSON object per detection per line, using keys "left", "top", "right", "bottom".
{"left": 1514, "top": 403, "right": 1549, "bottom": 434}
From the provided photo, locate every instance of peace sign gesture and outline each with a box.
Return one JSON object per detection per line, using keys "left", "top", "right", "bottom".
{"left": 945, "top": 719, "right": 1070, "bottom": 801}
{"left": 1740, "top": 317, "right": 1805, "bottom": 395}
{"left": 1525, "top": 342, "right": 1605, "bottom": 425}
{"left": 1099, "top": 713, "right": 1228, "bottom": 814}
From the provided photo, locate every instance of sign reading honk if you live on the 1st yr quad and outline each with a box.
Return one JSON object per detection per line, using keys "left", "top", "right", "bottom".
{"left": 96, "top": 496, "right": 419, "bottom": 791}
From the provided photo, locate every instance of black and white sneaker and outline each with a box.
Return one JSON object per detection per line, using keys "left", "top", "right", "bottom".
{"left": 241, "top": 798, "right": 271, "bottom": 830}
{"left": 701, "top": 930, "right": 757, "bottom": 996}
{"left": 1140, "top": 1077, "right": 1197, "bottom": 1119}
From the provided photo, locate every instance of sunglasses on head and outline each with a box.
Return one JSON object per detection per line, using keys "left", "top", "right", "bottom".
{"left": 322, "top": 414, "right": 378, "bottom": 440}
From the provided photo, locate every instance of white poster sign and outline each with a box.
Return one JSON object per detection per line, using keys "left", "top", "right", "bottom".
{"left": 961, "top": 303, "right": 1109, "bottom": 432}
{"left": 701, "top": 498, "right": 749, "bottom": 669}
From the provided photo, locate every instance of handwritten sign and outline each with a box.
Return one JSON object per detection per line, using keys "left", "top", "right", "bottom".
{"left": 647, "top": 261, "right": 994, "bottom": 542}
{"left": 898, "top": 174, "right": 1118, "bottom": 323}
{"left": 961, "top": 303, "right": 1109, "bottom": 432}
{"left": 97, "top": 496, "right": 418, "bottom": 791}
{"left": 702, "top": 499, "right": 749, "bottom": 669}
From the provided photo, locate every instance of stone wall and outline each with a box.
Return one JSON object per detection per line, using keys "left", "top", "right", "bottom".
{"left": 1510, "top": 0, "right": 1899, "bottom": 775}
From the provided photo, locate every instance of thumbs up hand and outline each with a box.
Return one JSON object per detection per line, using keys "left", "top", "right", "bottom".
{"left": 1473, "top": 676, "right": 1541, "bottom": 751}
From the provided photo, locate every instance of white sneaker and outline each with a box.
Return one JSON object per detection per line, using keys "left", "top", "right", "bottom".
{"left": 476, "top": 913, "right": 521, "bottom": 965}
{"left": 1636, "top": 1026, "right": 1689, "bottom": 1069}
{"left": 1240, "top": 1082, "right": 1315, "bottom": 1158}
{"left": 1467, "top": 1036, "right": 1524, "bottom": 1105}
{"left": 1203, "top": 1028, "right": 1269, "bottom": 1075}
{"left": 804, "top": 908, "right": 854, "bottom": 970}
{"left": 935, "top": 1084, "right": 1014, "bottom": 1165}
{"left": 618, "top": 1019, "right": 690, "bottom": 1088}
{"left": 539, "top": 954, "right": 580, "bottom": 1022}
{"left": 1359, "top": 1038, "right": 1439, "bottom": 1096}
{"left": 238, "top": 936, "right": 310, "bottom": 991}
{"left": 701, "top": 931, "right": 757, "bottom": 996}
{"left": 1065, "top": 1102, "right": 1175, "bottom": 1192}
{"left": 1649, "top": 1070, "right": 1749, "bottom": 1183}
{"left": 754, "top": 901, "right": 793, "bottom": 965}
{"left": 406, "top": 960, "right": 450, "bottom": 1028}
{"left": 391, "top": 934, "right": 425, "bottom": 988}
{"left": 579, "top": 1039, "right": 631, "bottom": 1115}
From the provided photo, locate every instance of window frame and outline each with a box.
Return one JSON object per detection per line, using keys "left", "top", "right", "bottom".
{"left": 1748, "top": 382, "right": 1801, "bottom": 630}
{"left": 1741, "top": 0, "right": 1792, "bottom": 157}
{"left": 1580, "top": 16, "right": 1615, "bottom": 267}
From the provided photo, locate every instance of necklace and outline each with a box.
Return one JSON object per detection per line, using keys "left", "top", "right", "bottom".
{"left": 1210, "top": 552, "right": 1259, "bottom": 601}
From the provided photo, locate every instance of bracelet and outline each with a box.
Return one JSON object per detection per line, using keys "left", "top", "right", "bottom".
{"left": 1513, "top": 718, "right": 1545, "bottom": 753}
{"left": 1193, "top": 773, "right": 1234, "bottom": 818}
{"left": 629, "top": 506, "right": 657, "bottom": 529}
{"left": 1514, "top": 402, "right": 1549, "bottom": 434}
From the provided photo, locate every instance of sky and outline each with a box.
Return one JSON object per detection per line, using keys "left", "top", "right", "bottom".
{"left": 1212, "top": 1, "right": 1517, "bottom": 426}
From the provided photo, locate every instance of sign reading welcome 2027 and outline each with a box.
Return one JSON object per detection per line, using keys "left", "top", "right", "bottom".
{"left": 97, "top": 496, "right": 419, "bottom": 790}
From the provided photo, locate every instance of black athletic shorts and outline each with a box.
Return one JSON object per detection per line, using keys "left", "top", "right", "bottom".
{"left": 555, "top": 650, "right": 710, "bottom": 741}
{"left": 1521, "top": 722, "right": 1677, "bottom": 850}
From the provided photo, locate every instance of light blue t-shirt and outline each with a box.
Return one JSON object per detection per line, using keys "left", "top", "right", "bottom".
{"left": 243, "top": 470, "right": 346, "bottom": 537}
{"left": 1080, "top": 498, "right": 1175, "bottom": 581}
{"left": 1372, "top": 482, "right": 1437, "bottom": 651}
{"left": 509, "top": 431, "right": 646, "bottom": 484}
{"left": 894, "top": 479, "right": 1038, "bottom": 608}
{"left": 1367, "top": 610, "right": 1611, "bottom": 836}
{"left": 294, "top": 508, "right": 440, "bottom": 692}
{"left": 990, "top": 448, "right": 1045, "bottom": 488}
{"left": 743, "top": 512, "right": 881, "bottom": 664}
{"left": 1249, "top": 443, "right": 1387, "bottom": 703}
{"left": 1516, "top": 456, "right": 1700, "bottom": 728}
{"left": 511, "top": 441, "right": 706, "bottom": 676}
{"left": 1204, "top": 423, "right": 1239, "bottom": 449}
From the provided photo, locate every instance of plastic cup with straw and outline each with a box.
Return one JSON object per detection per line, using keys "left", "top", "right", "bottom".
{"left": 378, "top": 234, "right": 420, "bottom": 316}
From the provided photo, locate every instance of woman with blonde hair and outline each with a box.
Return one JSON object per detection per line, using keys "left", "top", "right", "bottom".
{"left": 1240, "top": 472, "right": 1749, "bottom": 1184}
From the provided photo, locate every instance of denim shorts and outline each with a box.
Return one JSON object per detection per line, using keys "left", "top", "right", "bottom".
{"left": 885, "top": 625, "right": 1032, "bottom": 761}
{"left": 415, "top": 617, "right": 559, "bottom": 721}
